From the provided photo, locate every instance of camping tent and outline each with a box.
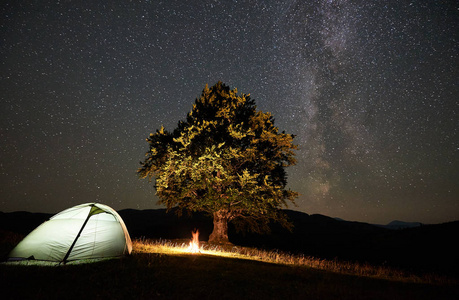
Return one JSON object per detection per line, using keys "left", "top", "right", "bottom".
{"left": 8, "top": 203, "right": 132, "bottom": 263}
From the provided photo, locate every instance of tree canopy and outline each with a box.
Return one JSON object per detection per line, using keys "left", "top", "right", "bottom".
{"left": 138, "top": 82, "right": 298, "bottom": 243}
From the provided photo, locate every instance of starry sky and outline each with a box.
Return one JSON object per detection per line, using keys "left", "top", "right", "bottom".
{"left": 1, "top": 0, "right": 457, "bottom": 224}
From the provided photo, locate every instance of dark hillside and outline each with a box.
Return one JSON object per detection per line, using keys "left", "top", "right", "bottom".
{"left": 1, "top": 209, "right": 457, "bottom": 276}
{"left": 365, "top": 221, "right": 459, "bottom": 275}
{"left": 229, "top": 211, "right": 459, "bottom": 276}
{"left": 230, "top": 210, "right": 389, "bottom": 258}
{"left": 118, "top": 208, "right": 213, "bottom": 240}
{"left": 0, "top": 211, "right": 51, "bottom": 235}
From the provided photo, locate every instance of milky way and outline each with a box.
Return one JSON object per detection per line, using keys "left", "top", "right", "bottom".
{"left": 1, "top": 0, "right": 457, "bottom": 224}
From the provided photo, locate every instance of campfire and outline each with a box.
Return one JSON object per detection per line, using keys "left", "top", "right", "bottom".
{"left": 188, "top": 229, "right": 200, "bottom": 253}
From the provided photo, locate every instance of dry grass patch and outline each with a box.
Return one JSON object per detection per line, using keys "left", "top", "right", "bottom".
{"left": 133, "top": 238, "right": 457, "bottom": 285}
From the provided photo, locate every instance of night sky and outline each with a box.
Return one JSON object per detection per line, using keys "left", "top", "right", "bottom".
{"left": 1, "top": 0, "right": 457, "bottom": 224}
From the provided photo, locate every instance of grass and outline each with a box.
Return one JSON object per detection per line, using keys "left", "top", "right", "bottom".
{"left": 1, "top": 237, "right": 458, "bottom": 300}
{"left": 133, "top": 239, "right": 457, "bottom": 285}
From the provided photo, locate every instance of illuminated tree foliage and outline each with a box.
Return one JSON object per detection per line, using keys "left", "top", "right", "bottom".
{"left": 138, "top": 82, "right": 298, "bottom": 243}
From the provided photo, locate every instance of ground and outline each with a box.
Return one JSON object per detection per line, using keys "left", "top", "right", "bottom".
{"left": 1, "top": 239, "right": 458, "bottom": 300}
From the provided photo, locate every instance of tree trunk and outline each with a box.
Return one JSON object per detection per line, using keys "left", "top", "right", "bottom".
{"left": 208, "top": 210, "right": 230, "bottom": 244}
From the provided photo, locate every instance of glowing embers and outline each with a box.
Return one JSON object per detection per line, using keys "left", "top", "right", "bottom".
{"left": 187, "top": 229, "right": 201, "bottom": 253}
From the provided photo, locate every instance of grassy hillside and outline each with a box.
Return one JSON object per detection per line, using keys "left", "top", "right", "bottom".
{"left": 1, "top": 239, "right": 458, "bottom": 300}
{"left": 1, "top": 209, "right": 459, "bottom": 276}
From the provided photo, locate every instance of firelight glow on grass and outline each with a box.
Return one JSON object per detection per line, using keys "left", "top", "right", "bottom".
{"left": 132, "top": 238, "right": 455, "bottom": 285}
{"left": 133, "top": 239, "right": 253, "bottom": 260}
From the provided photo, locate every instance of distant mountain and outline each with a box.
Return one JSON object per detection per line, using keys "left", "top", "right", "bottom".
{"left": 334, "top": 217, "right": 422, "bottom": 230}
{"left": 377, "top": 220, "right": 423, "bottom": 230}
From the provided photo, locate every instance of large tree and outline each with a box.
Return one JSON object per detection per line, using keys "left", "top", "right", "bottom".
{"left": 138, "top": 82, "right": 298, "bottom": 243}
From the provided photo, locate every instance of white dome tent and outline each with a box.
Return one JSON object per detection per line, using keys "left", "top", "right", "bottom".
{"left": 8, "top": 203, "right": 132, "bottom": 263}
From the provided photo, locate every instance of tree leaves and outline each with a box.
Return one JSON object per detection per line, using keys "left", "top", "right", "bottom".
{"left": 139, "top": 81, "right": 298, "bottom": 233}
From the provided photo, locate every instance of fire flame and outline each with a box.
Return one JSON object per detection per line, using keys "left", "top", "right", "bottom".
{"left": 188, "top": 229, "right": 200, "bottom": 253}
